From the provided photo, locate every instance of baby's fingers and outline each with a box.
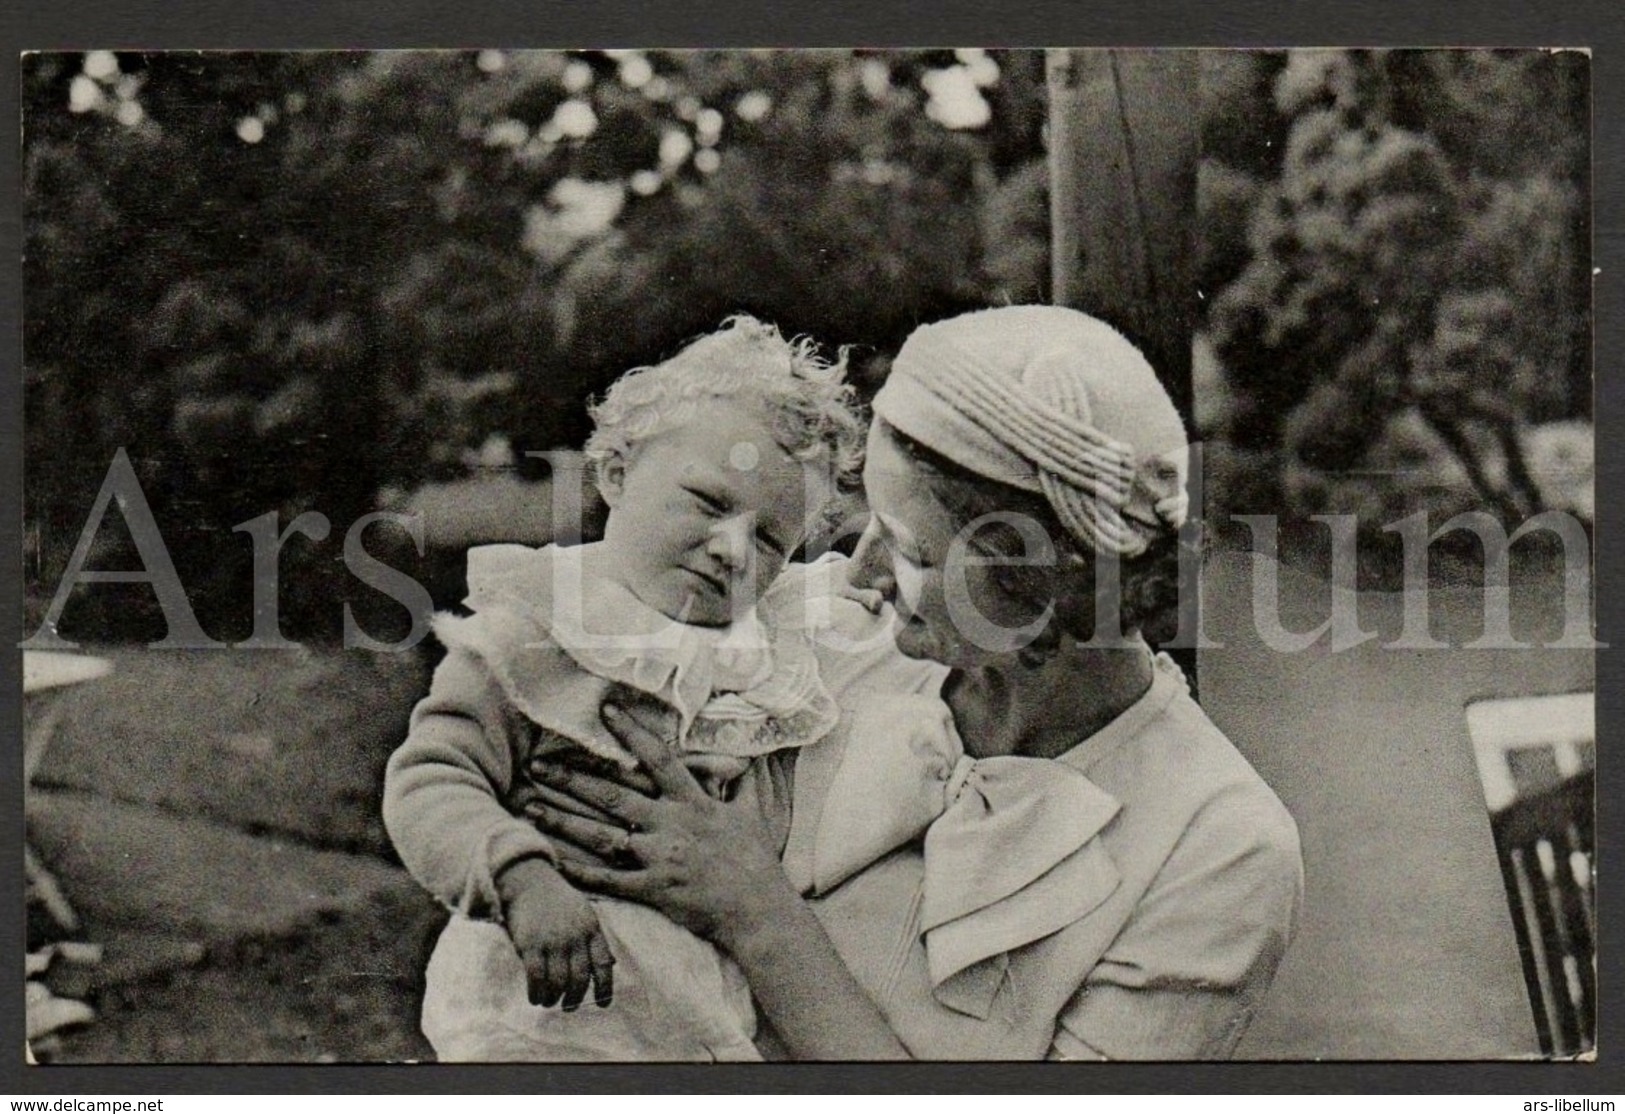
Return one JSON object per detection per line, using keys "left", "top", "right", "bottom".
{"left": 520, "top": 947, "right": 554, "bottom": 1008}
{"left": 588, "top": 932, "right": 616, "bottom": 1008}
{"left": 559, "top": 943, "right": 592, "bottom": 1013}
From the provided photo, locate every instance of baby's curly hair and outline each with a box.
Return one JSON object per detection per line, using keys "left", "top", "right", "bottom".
{"left": 584, "top": 316, "right": 866, "bottom": 498}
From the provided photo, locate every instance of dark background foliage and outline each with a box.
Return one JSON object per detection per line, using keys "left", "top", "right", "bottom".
{"left": 23, "top": 49, "right": 1591, "bottom": 641}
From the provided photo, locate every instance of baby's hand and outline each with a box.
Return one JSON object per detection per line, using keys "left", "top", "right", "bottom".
{"left": 496, "top": 858, "right": 615, "bottom": 1010}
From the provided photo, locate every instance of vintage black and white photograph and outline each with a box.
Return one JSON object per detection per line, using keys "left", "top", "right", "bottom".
{"left": 19, "top": 48, "right": 1594, "bottom": 1063}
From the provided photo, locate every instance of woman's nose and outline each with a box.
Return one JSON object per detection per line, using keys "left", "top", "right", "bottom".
{"left": 848, "top": 518, "right": 897, "bottom": 600}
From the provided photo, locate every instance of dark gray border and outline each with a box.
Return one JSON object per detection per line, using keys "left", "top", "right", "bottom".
{"left": 4, "top": 0, "right": 1620, "bottom": 1095}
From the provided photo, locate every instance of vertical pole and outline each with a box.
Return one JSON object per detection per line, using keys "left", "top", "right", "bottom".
{"left": 1048, "top": 48, "right": 1201, "bottom": 675}
{"left": 1047, "top": 47, "right": 1198, "bottom": 417}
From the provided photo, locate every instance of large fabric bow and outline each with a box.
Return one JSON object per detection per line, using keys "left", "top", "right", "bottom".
{"left": 795, "top": 695, "right": 1123, "bottom": 1019}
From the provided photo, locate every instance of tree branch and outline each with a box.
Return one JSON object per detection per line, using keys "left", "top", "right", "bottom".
{"left": 1417, "top": 403, "right": 1522, "bottom": 522}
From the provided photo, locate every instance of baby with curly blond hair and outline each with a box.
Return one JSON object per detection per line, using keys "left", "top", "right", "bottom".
{"left": 385, "top": 317, "right": 892, "bottom": 1061}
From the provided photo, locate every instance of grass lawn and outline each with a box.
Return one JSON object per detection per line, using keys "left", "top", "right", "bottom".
{"left": 29, "top": 643, "right": 445, "bottom": 1062}
{"left": 33, "top": 643, "right": 429, "bottom": 856}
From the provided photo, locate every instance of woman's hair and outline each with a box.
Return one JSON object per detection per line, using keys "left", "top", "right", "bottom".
{"left": 584, "top": 316, "right": 866, "bottom": 495}
{"left": 882, "top": 421, "right": 1185, "bottom": 645}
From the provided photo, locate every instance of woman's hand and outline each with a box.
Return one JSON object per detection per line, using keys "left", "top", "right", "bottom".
{"left": 526, "top": 702, "right": 913, "bottom": 1059}
{"left": 521, "top": 703, "right": 798, "bottom": 950}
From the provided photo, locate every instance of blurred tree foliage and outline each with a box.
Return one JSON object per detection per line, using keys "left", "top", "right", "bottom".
{"left": 27, "top": 48, "right": 1590, "bottom": 637}
{"left": 1199, "top": 49, "right": 1590, "bottom": 539}
{"left": 24, "top": 49, "right": 1047, "bottom": 641}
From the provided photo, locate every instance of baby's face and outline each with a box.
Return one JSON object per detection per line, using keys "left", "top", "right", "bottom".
{"left": 597, "top": 398, "right": 832, "bottom": 627}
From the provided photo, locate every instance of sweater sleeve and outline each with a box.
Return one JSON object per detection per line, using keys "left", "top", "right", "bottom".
{"left": 382, "top": 645, "right": 558, "bottom": 918}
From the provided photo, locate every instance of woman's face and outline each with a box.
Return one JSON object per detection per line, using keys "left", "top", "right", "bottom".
{"left": 848, "top": 422, "right": 1053, "bottom": 668}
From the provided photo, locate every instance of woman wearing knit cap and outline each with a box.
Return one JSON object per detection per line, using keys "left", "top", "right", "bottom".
{"left": 526, "top": 306, "right": 1303, "bottom": 1059}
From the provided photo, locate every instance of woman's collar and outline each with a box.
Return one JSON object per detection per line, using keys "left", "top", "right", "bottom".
{"left": 1053, "top": 650, "right": 1187, "bottom": 775}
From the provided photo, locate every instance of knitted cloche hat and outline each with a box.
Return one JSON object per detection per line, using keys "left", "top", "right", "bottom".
{"left": 871, "top": 305, "right": 1189, "bottom": 558}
